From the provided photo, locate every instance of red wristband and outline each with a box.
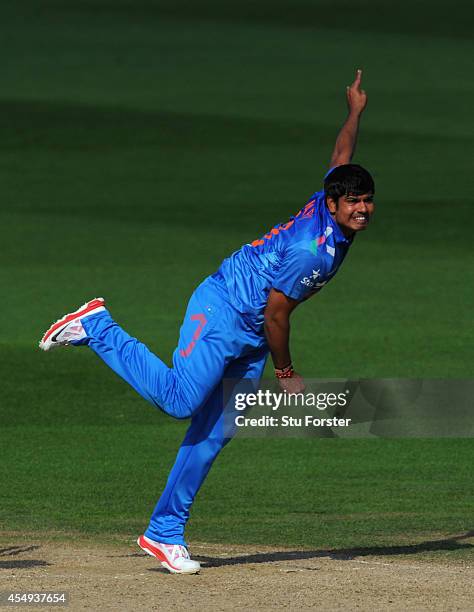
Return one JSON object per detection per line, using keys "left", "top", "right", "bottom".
{"left": 275, "top": 364, "right": 294, "bottom": 379}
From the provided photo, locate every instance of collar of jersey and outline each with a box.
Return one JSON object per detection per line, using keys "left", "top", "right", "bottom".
{"left": 324, "top": 206, "right": 351, "bottom": 244}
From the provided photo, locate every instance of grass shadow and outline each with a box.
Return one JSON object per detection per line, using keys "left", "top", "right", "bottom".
{"left": 0, "top": 545, "right": 51, "bottom": 570}
{"left": 190, "top": 530, "right": 474, "bottom": 568}
{"left": 0, "top": 545, "right": 41, "bottom": 557}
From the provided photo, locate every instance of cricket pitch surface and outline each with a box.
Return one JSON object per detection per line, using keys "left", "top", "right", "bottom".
{"left": 1, "top": 538, "right": 473, "bottom": 610}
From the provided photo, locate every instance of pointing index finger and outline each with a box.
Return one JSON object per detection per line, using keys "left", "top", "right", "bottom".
{"left": 354, "top": 68, "right": 362, "bottom": 87}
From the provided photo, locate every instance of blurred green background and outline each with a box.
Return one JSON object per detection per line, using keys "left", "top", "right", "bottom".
{"left": 1, "top": 1, "right": 473, "bottom": 556}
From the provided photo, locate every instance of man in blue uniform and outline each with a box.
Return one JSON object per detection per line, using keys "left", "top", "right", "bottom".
{"left": 39, "top": 69, "right": 375, "bottom": 574}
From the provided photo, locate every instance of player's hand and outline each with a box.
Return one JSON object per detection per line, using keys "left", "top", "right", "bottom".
{"left": 346, "top": 68, "right": 367, "bottom": 115}
{"left": 277, "top": 372, "right": 306, "bottom": 394}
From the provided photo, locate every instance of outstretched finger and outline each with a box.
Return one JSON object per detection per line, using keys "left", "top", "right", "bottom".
{"left": 353, "top": 68, "right": 362, "bottom": 89}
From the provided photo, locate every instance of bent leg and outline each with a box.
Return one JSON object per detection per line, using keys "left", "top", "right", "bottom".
{"left": 145, "top": 347, "right": 268, "bottom": 545}
{"left": 81, "top": 278, "right": 236, "bottom": 419}
{"left": 82, "top": 310, "right": 175, "bottom": 410}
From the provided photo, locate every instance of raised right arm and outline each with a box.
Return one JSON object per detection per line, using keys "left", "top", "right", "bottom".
{"left": 329, "top": 69, "right": 368, "bottom": 169}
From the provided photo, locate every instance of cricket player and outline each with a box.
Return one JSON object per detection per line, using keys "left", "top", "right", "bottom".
{"left": 39, "top": 69, "right": 375, "bottom": 574}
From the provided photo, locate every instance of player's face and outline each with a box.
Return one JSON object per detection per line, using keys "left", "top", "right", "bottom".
{"left": 327, "top": 193, "right": 375, "bottom": 237}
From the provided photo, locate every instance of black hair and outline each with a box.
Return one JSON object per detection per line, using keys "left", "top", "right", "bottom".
{"left": 324, "top": 164, "right": 375, "bottom": 203}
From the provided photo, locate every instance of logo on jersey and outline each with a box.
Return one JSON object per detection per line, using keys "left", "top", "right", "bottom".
{"left": 300, "top": 268, "right": 328, "bottom": 290}
{"left": 309, "top": 226, "right": 335, "bottom": 257}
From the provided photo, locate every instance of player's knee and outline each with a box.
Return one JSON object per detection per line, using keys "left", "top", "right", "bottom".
{"left": 158, "top": 380, "right": 203, "bottom": 420}
{"left": 172, "top": 405, "right": 195, "bottom": 420}
{"left": 154, "top": 396, "right": 195, "bottom": 420}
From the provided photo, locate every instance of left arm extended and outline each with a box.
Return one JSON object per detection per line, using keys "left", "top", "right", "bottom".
{"left": 264, "top": 289, "right": 306, "bottom": 393}
{"left": 330, "top": 68, "right": 368, "bottom": 168}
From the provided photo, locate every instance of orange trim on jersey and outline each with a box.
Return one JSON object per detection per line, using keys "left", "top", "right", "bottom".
{"left": 250, "top": 199, "right": 316, "bottom": 248}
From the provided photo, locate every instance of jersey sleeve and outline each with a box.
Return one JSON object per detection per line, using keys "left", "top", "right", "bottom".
{"left": 272, "top": 245, "right": 325, "bottom": 301}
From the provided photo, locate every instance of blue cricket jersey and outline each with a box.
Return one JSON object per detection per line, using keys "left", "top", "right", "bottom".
{"left": 215, "top": 181, "right": 353, "bottom": 328}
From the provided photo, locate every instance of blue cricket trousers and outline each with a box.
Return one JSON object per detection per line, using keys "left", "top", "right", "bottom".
{"left": 81, "top": 275, "right": 268, "bottom": 545}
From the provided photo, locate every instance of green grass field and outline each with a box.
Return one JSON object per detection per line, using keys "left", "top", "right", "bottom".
{"left": 1, "top": 1, "right": 473, "bottom": 560}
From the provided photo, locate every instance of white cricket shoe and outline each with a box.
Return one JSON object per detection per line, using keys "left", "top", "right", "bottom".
{"left": 137, "top": 535, "right": 200, "bottom": 574}
{"left": 39, "top": 298, "right": 106, "bottom": 351}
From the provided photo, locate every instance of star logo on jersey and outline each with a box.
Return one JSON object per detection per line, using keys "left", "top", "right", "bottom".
{"left": 300, "top": 269, "right": 327, "bottom": 289}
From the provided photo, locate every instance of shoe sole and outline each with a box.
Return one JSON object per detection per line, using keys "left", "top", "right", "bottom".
{"left": 137, "top": 536, "right": 200, "bottom": 575}
{"left": 39, "top": 298, "right": 106, "bottom": 351}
